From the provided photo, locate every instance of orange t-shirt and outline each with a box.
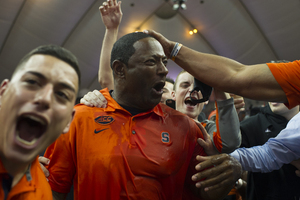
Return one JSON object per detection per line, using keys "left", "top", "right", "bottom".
{"left": 267, "top": 60, "right": 300, "bottom": 108}
{"left": 45, "top": 88, "right": 206, "bottom": 200}
{"left": 0, "top": 156, "right": 52, "bottom": 200}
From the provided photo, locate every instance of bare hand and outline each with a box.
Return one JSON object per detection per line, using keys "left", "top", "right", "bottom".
{"left": 209, "top": 88, "right": 230, "bottom": 101}
{"left": 80, "top": 90, "right": 107, "bottom": 108}
{"left": 39, "top": 156, "right": 50, "bottom": 178}
{"left": 143, "top": 30, "right": 175, "bottom": 58}
{"left": 192, "top": 154, "right": 242, "bottom": 191}
{"left": 230, "top": 93, "right": 245, "bottom": 114}
{"left": 291, "top": 158, "right": 300, "bottom": 177}
{"left": 194, "top": 120, "right": 219, "bottom": 155}
{"left": 99, "top": 0, "right": 122, "bottom": 29}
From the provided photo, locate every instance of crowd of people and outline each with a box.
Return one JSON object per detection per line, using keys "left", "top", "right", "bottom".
{"left": 1, "top": 0, "right": 299, "bottom": 200}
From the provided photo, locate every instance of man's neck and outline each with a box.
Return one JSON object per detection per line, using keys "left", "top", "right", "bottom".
{"left": 111, "top": 90, "right": 154, "bottom": 112}
{"left": 282, "top": 111, "right": 299, "bottom": 121}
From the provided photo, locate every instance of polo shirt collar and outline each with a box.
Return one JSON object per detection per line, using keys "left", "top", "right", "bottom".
{"left": 101, "top": 88, "right": 165, "bottom": 118}
{"left": 0, "top": 157, "right": 39, "bottom": 197}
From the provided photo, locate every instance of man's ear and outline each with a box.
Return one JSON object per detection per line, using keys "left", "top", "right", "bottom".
{"left": 62, "top": 109, "right": 75, "bottom": 133}
{"left": 171, "top": 90, "right": 176, "bottom": 101}
{"left": 0, "top": 79, "right": 10, "bottom": 108}
{"left": 112, "top": 60, "right": 126, "bottom": 79}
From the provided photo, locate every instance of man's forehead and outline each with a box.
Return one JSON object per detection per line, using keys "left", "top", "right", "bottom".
{"left": 178, "top": 72, "right": 193, "bottom": 82}
{"left": 133, "top": 38, "right": 165, "bottom": 55}
{"left": 21, "top": 55, "right": 75, "bottom": 74}
{"left": 15, "top": 55, "right": 79, "bottom": 91}
{"left": 164, "top": 82, "right": 174, "bottom": 89}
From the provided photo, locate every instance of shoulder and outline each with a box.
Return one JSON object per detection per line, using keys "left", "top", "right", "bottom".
{"left": 73, "top": 104, "right": 106, "bottom": 119}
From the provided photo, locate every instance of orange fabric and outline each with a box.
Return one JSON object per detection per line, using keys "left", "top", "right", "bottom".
{"left": 228, "top": 187, "right": 242, "bottom": 200}
{"left": 267, "top": 60, "right": 300, "bottom": 109}
{"left": 45, "top": 88, "right": 206, "bottom": 200}
{"left": 213, "top": 102, "right": 222, "bottom": 152}
{"left": 0, "top": 157, "right": 52, "bottom": 200}
{"left": 208, "top": 109, "right": 216, "bottom": 120}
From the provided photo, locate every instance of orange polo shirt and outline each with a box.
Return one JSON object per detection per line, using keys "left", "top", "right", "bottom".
{"left": 267, "top": 60, "right": 300, "bottom": 108}
{"left": 0, "top": 156, "right": 52, "bottom": 200}
{"left": 45, "top": 88, "right": 206, "bottom": 200}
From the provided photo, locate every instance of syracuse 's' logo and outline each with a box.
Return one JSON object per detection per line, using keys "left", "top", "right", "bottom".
{"left": 161, "top": 132, "right": 170, "bottom": 144}
{"left": 95, "top": 116, "right": 114, "bottom": 125}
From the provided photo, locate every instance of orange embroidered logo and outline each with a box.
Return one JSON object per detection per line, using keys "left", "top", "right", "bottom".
{"left": 95, "top": 116, "right": 114, "bottom": 125}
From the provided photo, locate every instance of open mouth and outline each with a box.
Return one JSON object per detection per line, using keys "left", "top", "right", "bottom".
{"left": 153, "top": 81, "right": 165, "bottom": 93}
{"left": 184, "top": 97, "right": 198, "bottom": 106}
{"left": 16, "top": 114, "right": 47, "bottom": 146}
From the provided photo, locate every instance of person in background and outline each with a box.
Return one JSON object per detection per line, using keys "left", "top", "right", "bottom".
{"left": 240, "top": 101, "right": 300, "bottom": 200}
{"left": 161, "top": 77, "right": 174, "bottom": 104}
{"left": 0, "top": 45, "right": 80, "bottom": 199}
{"left": 172, "top": 70, "right": 241, "bottom": 154}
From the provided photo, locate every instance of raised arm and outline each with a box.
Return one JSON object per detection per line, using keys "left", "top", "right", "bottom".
{"left": 98, "top": 0, "right": 122, "bottom": 90}
{"left": 211, "top": 89, "right": 241, "bottom": 153}
{"left": 144, "top": 30, "right": 287, "bottom": 103}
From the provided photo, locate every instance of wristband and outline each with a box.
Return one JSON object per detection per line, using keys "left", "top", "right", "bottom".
{"left": 170, "top": 42, "right": 182, "bottom": 61}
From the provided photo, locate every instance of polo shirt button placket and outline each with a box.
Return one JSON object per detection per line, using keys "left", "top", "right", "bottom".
{"left": 132, "top": 130, "right": 136, "bottom": 134}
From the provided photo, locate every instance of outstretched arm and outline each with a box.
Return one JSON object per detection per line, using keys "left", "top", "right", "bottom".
{"left": 144, "top": 30, "right": 287, "bottom": 103}
{"left": 230, "top": 112, "right": 300, "bottom": 172}
{"left": 98, "top": 0, "right": 122, "bottom": 90}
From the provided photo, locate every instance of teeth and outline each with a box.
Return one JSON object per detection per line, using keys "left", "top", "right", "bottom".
{"left": 16, "top": 132, "right": 37, "bottom": 146}
{"left": 25, "top": 115, "right": 46, "bottom": 125}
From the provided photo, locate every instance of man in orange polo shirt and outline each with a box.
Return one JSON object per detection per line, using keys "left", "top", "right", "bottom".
{"left": 0, "top": 45, "right": 80, "bottom": 200}
{"left": 44, "top": 32, "right": 242, "bottom": 200}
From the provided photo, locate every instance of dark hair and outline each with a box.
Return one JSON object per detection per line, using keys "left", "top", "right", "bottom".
{"left": 14, "top": 45, "right": 81, "bottom": 87}
{"left": 111, "top": 32, "right": 154, "bottom": 67}
{"left": 166, "top": 77, "right": 175, "bottom": 84}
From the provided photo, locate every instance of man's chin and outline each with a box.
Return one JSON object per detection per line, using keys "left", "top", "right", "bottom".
{"left": 6, "top": 146, "right": 39, "bottom": 164}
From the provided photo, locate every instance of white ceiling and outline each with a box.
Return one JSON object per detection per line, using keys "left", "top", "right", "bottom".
{"left": 1, "top": 0, "right": 300, "bottom": 97}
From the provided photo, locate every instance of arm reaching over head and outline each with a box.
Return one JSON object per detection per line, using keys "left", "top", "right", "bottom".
{"left": 144, "top": 30, "right": 288, "bottom": 103}
{"left": 98, "top": 0, "right": 122, "bottom": 90}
